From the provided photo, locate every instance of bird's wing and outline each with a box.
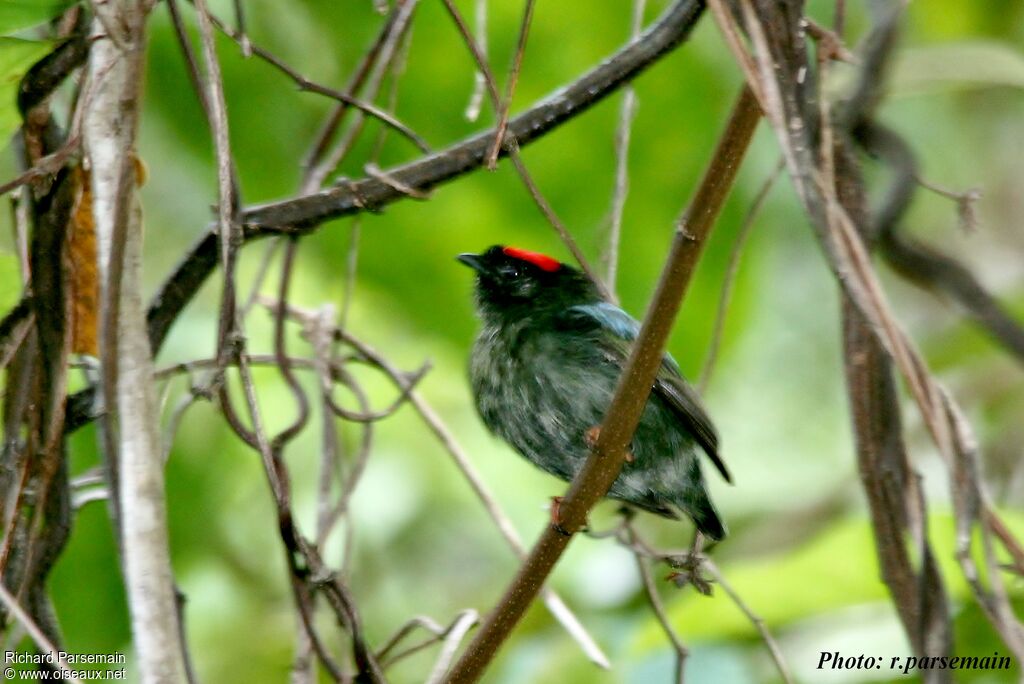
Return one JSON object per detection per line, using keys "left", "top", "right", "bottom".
{"left": 558, "top": 302, "right": 732, "bottom": 483}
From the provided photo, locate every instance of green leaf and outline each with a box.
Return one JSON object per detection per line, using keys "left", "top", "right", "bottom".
{"left": 0, "top": 1, "right": 73, "bottom": 36}
{"left": 0, "top": 37, "right": 54, "bottom": 148}
{"left": 892, "top": 41, "right": 1024, "bottom": 94}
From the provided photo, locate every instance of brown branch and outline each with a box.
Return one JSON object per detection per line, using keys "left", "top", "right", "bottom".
{"left": 856, "top": 123, "right": 1024, "bottom": 366}
{"left": 301, "top": 1, "right": 412, "bottom": 183}
{"left": 627, "top": 525, "right": 688, "bottom": 684}
{"left": 604, "top": 0, "right": 647, "bottom": 298}
{"left": 835, "top": 118, "right": 954, "bottom": 666}
{"left": 703, "top": 558, "right": 793, "bottom": 684}
{"left": 485, "top": 0, "right": 536, "bottom": 168}
{"left": 698, "top": 157, "right": 782, "bottom": 392}
{"left": 198, "top": 5, "right": 431, "bottom": 155}
{"left": 725, "top": 0, "right": 1024, "bottom": 661}
{"left": 266, "top": 300, "right": 612, "bottom": 668}
{"left": 441, "top": 85, "right": 760, "bottom": 684}
{"left": 58, "top": 0, "right": 707, "bottom": 434}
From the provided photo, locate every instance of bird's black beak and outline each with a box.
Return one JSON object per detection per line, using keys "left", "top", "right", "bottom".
{"left": 457, "top": 252, "right": 486, "bottom": 273}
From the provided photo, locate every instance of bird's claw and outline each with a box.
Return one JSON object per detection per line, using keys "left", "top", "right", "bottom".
{"left": 665, "top": 552, "right": 713, "bottom": 595}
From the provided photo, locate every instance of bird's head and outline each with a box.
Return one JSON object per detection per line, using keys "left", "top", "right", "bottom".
{"left": 457, "top": 245, "right": 596, "bottom": 320}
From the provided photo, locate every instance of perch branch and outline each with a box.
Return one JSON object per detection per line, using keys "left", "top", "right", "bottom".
{"left": 60, "top": 0, "right": 708, "bottom": 433}
{"left": 442, "top": 85, "right": 760, "bottom": 684}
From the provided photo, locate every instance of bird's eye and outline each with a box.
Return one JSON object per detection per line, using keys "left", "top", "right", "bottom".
{"left": 502, "top": 266, "right": 520, "bottom": 279}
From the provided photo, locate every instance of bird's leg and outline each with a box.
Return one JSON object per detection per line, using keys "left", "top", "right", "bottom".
{"left": 584, "top": 425, "right": 634, "bottom": 462}
{"left": 666, "top": 533, "right": 713, "bottom": 594}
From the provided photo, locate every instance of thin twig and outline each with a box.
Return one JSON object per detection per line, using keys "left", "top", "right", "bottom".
{"left": 201, "top": 6, "right": 430, "bottom": 155}
{"left": 627, "top": 524, "right": 687, "bottom": 684}
{"left": 304, "top": 0, "right": 420, "bottom": 192}
{"left": 268, "top": 300, "right": 611, "bottom": 669}
{"left": 442, "top": 83, "right": 759, "bottom": 684}
{"left": 193, "top": 0, "right": 244, "bottom": 409}
{"left": 302, "top": 2, "right": 406, "bottom": 178}
{"left": 64, "top": 0, "right": 709, "bottom": 435}
{"left": 440, "top": 0, "right": 610, "bottom": 299}
{"left": 698, "top": 158, "right": 783, "bottom": 392}
{"left": 485, "top": 0, "right": 536, "bottom": 168}
{"left": 269, "top": 240, "right": 310, "bottom": 450}
{"left": 703, "top": 559, "right": 793, "bottom": 684}
{"left": 231, "top": 0, "right": 250, "bottom": 56}
{"left": 0, "top": 137, "right": 81, "bottom": 199}
{"left": 0, "top": 582, "right": 82, "bottom": 684}
{"left": 913, "top": 175, "right": 980, "bottom": 234}
{"left": 464, "top": 0, "right": 488, "bottom": 121}
{"left": 604, "top": 0, "right": 646, "bottom": 298}
{"left": 425, "top": 610, "right": 480, "bottom": 684}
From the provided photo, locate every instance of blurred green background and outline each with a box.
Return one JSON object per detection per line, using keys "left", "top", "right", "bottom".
{"left": 2, "top": 0, "right": 1024, "bottom": 682}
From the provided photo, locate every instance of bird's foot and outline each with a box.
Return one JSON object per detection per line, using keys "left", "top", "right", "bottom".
{"left": 584, "top": 425, "right": 634, "bottom": 462}
{"left": 665, "top": 551, "right": 713, "bottom": 595}
{"left": 549, "top": 496, "right": 571, "bottom": 537}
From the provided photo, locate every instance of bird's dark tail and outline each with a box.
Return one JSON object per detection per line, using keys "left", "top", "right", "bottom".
{"left": 691, "top": 503, "right": 727, "bottom": 541}
{"left": 679, "top": 487, "right": 727, "bottom": 541}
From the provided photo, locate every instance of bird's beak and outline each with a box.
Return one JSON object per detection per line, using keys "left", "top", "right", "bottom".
{"left": 456, "top": 253, "right": 486, "bottom": 273}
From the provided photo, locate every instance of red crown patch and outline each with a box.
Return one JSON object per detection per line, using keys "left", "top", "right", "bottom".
{"left": 502, "top": 246, "right": 561, "bottom": 273}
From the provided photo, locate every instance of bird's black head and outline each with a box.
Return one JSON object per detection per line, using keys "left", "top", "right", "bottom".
{"left": 457, "top": 245, "right": 597, "bottom": 320}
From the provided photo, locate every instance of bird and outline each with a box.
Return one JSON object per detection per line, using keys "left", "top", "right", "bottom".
{"left": 458, "top": 245, "right": 731, "bottom": 540}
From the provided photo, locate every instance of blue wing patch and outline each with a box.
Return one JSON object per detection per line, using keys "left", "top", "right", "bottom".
{"left": 565, "top": 303, "right": 684, "bottom": 373}
{"left": 558, "top": 302, "right": 731, "bottom": 483}
{"left": 566, "top": 302, "right": 640, "bottom": 340}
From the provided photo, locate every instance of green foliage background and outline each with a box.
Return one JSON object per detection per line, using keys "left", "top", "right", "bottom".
{"left": 1, "top": 1, "right": 1023, "bottom": 682}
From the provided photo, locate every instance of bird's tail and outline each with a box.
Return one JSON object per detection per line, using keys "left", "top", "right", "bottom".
{"left": 677, "top": 486, "right": 727, "bottom": 541}
{"left": 690, "top": 501, "right": 727, "bottom": 541}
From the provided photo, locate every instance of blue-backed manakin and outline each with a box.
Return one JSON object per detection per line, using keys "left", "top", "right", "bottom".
{"left": 459, "top": 245, "right": 730, "bottom": 540}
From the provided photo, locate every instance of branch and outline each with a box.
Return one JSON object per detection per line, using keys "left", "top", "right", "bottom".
{"left": 485, "top": 0, "right": 536, "bottom": 168}
{"left": 439, "top": 0, "right": 606, "bottom": 294}
{"left": 441, "top": 85, "right": 761, "bottom": 683}
{"left": 717, "top": 0, "right": 1024, "bottom": 659}
{"left": 82, "top": 3, "right": 188, "bottom": 680}
{"left": 857, "top": 123, "right": 1024, "bottom": 366}
{"left": 604, "top": 0, "right": 647, "bottom": 298}
{"left": 0, "top": 582, "right": 82, "bottom": 684}
{"left": 698, "top": 157, "right": 782, "bottom": 391}
{"left": 195, "top": 2, "right": 431, "bottom": 155}
{"left": 266, "top": 300, "right": 612, "bottom": 669}
{"left": 703, "top": 558, "right": 793, "bottom": 684}
{"left": 59, "top": 0, "right": 707, "bottom": 434}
